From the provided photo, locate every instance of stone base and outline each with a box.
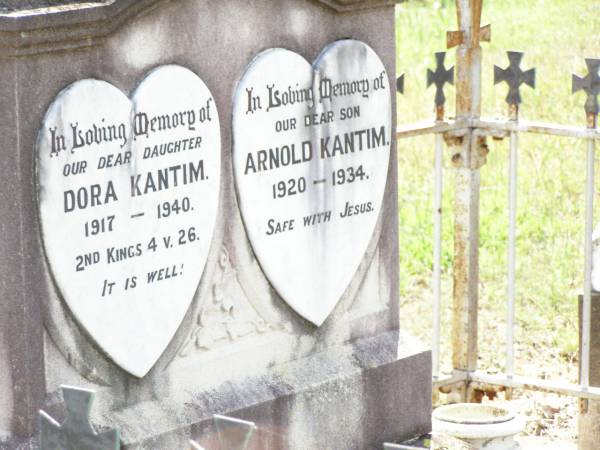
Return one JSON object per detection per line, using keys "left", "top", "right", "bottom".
{"left": 127, "top": 331, "right": 430, "bottom": 450}
{"left": 2, "top": 332, "right": 430, "bottom": 450}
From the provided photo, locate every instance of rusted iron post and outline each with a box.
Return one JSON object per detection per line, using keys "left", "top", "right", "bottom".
{"left": 446, "top": 0, "right": 490, "bottom": 402}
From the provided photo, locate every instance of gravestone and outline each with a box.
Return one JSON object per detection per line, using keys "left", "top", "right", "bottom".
{"left": 37, "top": 66, "right": 221, "bottom": 378}
{"left": 0, "top": 1, "right": 431, "bottom": 449}
{"left": 232, "top": 40, "right": 392, "bottom": 326}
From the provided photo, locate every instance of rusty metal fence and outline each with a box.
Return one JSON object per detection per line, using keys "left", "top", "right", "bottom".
{"left": 396, "top": 0, "right": 600, "bottom": 403}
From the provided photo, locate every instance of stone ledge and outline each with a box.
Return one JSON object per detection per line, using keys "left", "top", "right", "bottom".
{"left": 0, "top": 0, "right": 403, "bottom": 56}
{"left": 318, "top": 0, "right": 403, "bottom": 12}
{"left": 1, "top": 331, "right": 431, "bottom": 449}
{"left": 0, "top": 0, "right": 404, "bottom": 17}
{"left": 0, "top": 1, "right": 399, "bottom": 57}
{"left": 0, "top": 0, "right": 165, "bottom": 57}
{"left": 123, "top": 331, "right": 431, "bottom": 449}
{"left": 0, "top": 0, "right": 404, "bottom": 32}
{"left": 115, "top": 331, "right": 429, "bottom": 446}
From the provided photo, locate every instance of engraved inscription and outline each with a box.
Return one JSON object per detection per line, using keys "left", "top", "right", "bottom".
{"left": 233, "top": 40, "right": 391, "bottom": 326}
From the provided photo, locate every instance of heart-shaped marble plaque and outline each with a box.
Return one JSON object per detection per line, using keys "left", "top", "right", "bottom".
{"left": 37, "top": 65, "right": 220, "bottom": 377}
{"left": 233, "top": 40, "right": 391, "bottom": 326}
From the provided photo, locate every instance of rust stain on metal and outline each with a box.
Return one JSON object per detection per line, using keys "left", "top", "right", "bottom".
{"left": 447, "top": 0, "right": 489, "bottom": 401}
{"left": 444, "top": 132, "right": 464, "bottom": 148}
{"left": 472, "top": 135, "right": 488, "bottom": 169}
{"left": 509, "top": 103, "right": 518, "bottom": 121}
{"left": 587, "top": 112, "right": 597, "bottom": 130}
{"left": 470, "top": 0, "right": 482, "bottom": 44}
{"left": 448, "top": 0, "right": 490, "bottom": 49}
{"left": 454, "top": 48, "right": 473, "bottom": 117}
{"left": 451, "top": 153, "right": 462, "bottom": 166}
{"left": 452, "top": 207, "right": 469, "bottom": 371}
{"left": 436, "top": 105, "right": 445, "bottom": 122}
{"left": 446, "top": 29, "right": 464, "bottom": 49}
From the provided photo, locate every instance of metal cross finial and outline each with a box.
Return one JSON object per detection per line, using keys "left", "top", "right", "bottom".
{"left": 447, "top": 0, "right": 491, "bottom": 49}
{"left": 573, "top": 58, "right": 600, "bottom": 127}
{"left": 427, "top": 52, "right": 454, "bottom": 120}
{"left": 39, "top": 386, "right": 119, "bottom": 450}
{"left": 494, "top": 51, "right": 535, "bottom": 116}
{"left": 396, "top": 73, "right": 405, "bottom": 94}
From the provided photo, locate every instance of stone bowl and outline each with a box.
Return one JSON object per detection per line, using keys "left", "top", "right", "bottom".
{"left": 432, "top": 403, "right": 524, "bottom": 449}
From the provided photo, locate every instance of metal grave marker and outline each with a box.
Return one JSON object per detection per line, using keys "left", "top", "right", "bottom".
{"left": 39, "top": 385, "right": 119, "bottom": 450}
{"left": 189, "top": 415, "right": 256, "bottom": 450}
{"left": 232, "top": 39, "right": 391, "bottom": 325}
{"left": 37, "top": 65, "right": 221, "bottom": 377}
{"left": 214, "top": 414, "right": 256, "bottom": 450}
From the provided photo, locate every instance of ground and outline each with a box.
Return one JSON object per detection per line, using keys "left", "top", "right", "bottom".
{"left": 395, "top": 0, "right": 599, "bottom": 446}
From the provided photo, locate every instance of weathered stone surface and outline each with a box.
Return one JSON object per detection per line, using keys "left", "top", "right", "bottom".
{"left": 0, "top": 0, "right": 403, "bottom": 16}
{"left": 233, "top": 40, "right": 391, "bottom": 326}
{"left": 0, "top": 0, "right": 405, "bottom": 57}
{"left": 37, "top": 66, "right": 221, "bottom": 377}
{"left": 121, "top": 332, "right": 431, "bottom": 449}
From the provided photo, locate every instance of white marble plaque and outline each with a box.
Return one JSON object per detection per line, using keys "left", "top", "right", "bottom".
{"left": 233, "top": 40, "right": 391, "bottom": 326}
{"left": 37, "top": 65, "right": 221, "bottom": 377}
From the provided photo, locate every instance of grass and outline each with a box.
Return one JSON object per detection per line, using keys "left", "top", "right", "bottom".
{"left": 395, "top": 0, "right": 600, "bottom": 378}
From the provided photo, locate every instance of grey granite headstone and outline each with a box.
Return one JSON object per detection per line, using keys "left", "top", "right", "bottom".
{"left": 0, "top": 1, "right": 431, "bottom": 448}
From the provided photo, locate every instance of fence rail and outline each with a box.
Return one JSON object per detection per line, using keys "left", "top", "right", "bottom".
{"left": 396, "top": 0, "right": 599, "bottom": 405}
{"left": 398, "top": 114, "right": 599, "bottom": 399}
{"left": 397, "top": 118, "right": 600, "bottom": 140}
